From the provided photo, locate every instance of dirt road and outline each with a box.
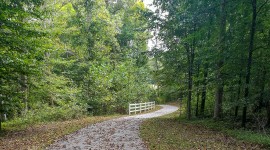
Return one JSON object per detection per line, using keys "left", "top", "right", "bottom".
{"left": 47, "top": 105, "right": 178, "bottom": 150}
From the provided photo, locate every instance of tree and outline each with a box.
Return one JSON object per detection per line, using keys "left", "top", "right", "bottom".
{"left": 0, "top": 0, "right": 45, "bottom": 130}
{"left": 214, "top": 0, "right": 227, "bottom": 120}
{"left": 152, "top": 0, "right": 270, "bottom": 129}
{"left": 242, "top": 0, "right": 269, "bottom": 127}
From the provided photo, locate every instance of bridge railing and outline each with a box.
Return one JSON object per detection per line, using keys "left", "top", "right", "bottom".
{"left": 128, "top": 101, "right": 155, "bottom": 115}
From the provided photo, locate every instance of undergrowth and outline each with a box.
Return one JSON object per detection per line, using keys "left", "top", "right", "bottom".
{"left": 2, "top": 103, "right": 87, "bottom": 131}
{"left": 140, "top": 110, "right": 269, "bottom": 149}
{"left": 180, "top": 117, "right": 270, "bottom": 148}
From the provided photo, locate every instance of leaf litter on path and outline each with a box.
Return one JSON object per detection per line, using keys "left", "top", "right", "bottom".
{"left": 47, "top": 105, "right": 178, "bottom": 150}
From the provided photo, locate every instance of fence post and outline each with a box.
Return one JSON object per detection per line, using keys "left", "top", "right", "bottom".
{"left": 145, "top": 102, "right": 147, "bottom": 112}
{"left": 140, "top": 103, "right": 142, "bottom": 113}
{"left": 129, "top": 103, "right": 130, "bottom": 115}
{"left": 135, "top": 104, "right": 136, "bottom": 114}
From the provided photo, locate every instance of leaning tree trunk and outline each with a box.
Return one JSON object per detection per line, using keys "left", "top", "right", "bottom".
{"left": 242, "top": 0, "right": 257, "bottom": 128}
{"left": 214, "top": 0, "right": 227, "bottom": 119}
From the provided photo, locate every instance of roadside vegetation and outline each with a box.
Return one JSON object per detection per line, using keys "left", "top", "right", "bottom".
{"left": 140, "top": 110, "right": 269, "bottom": 150}
{"left": 179, "top": 117, "right": 270, "bottom": 148}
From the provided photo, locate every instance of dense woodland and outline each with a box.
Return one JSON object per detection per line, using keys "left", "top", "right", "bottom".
{"left": 152, "top": 0, "right": 270, "bottom": 129}
{"left": 0, "top": 0, "right": 154, "bottom": 130}
{"left": 0, "top": 0, "right": 270, "bottom": 134}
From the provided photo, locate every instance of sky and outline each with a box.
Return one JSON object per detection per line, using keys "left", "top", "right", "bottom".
{"left": 143, "top": 0, "right": 157, "bottom": 50}
{"left": 143, "top": 0, "right": 156, "bottom": 11}
{"left": 143, "top": 0, "right": 166, "bottom": 51}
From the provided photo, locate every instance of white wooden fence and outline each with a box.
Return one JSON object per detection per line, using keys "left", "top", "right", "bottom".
{"left": 129, "top": 101, "right": 155, "bottom": 115}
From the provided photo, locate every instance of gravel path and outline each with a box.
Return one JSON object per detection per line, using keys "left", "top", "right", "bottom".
{"left": 47, "top": 105, "right": 178, "bottom": 150}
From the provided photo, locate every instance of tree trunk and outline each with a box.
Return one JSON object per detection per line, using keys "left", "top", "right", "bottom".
{"left": 155, "top": 53, "right": 160, "bottom": 97}
{"left": 179, "top": 92, "right": 183, "bottom": 118}
{"left": 214, "top": 0, "right": 227, "bottom": 119}
{"left": 242, "top": 0, "right": 257, "bottom": 128}
{"left": 186, "top": 42, "right": 195, "bottom": 120}
{"left": 200, "top": 63, "right": 208, "bottom": 116}
{"left": 234, "top": 106, "right": 239, "bottom": 118}
{"left": 20, "top": 75, "right": 28, "bottom": 115}
{"left": 196, "top": 91, "right": 200, "bottom": 117}
{"left": 257, "top": 68, "right": 266, "bottom": 112}
{"left": 0, "top": 100, "right": 2, "bottom": 131}
{"left": 266, "top": 101, "right": 270, "bottom": 128}
{"left": 186, "top": 46, "right": 194, "bottom": 120}
{"left": 200, "top": 16, "right": 211, "bottom": 117}
{"left": 195, "top": 64, "right": 200, "bottom": 117}
{"left": 235, "top": 73, "right": 242, "bottom": 118}
{"left": 214, "top": 86, "right": 224, "bottom": 119}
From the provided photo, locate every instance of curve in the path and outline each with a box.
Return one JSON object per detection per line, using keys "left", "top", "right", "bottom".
{"left": 47, "top": 105, "right": 178, "bottom": 150}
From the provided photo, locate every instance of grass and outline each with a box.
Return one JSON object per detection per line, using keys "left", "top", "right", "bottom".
{"left": 140, "top": 110, "right": 269, "bottom": 150}
{"left": 182, "top": 118, "right": 270, "bottom": 148}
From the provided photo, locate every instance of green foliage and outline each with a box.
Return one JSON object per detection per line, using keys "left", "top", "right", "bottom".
{"left": 152, "top": 0, "right": 270, "bottom": 127}
{"left": 178, "top": 116, "right": 270, "bottom": 148}
{"left": 0, "top": 0, "right": 154, "bottom": 131}
{"left": 3, "top": 102, "right": 87, "bottom": 129}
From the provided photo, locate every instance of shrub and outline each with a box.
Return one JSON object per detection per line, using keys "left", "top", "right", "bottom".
{"left": 3, "top": 103, "right": 87, "bottom": 129}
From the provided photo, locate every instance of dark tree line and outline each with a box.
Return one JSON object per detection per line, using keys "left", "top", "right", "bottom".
{"left": 152, "top": 0, "right": 270, "bottom": 128}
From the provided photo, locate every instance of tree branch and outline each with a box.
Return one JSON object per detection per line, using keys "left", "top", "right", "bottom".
{"left": 257, "top": 0, "right": 269, "bottom": 14}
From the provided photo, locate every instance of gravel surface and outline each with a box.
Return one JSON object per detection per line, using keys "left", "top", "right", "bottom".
{"left": 47, "top": 105, "right": 178, "bottom": 150}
